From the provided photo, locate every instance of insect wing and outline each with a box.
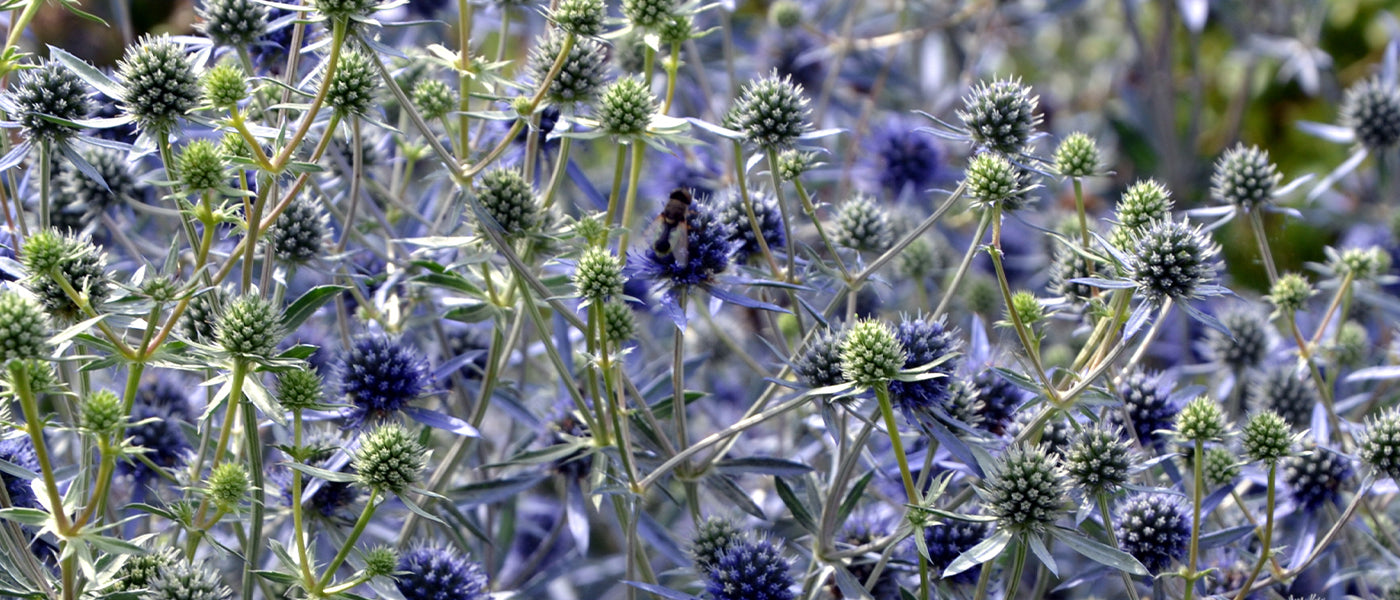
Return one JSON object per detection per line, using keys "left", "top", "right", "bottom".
{"left": 670, "top": 221, "right": 690, "bottom": 267}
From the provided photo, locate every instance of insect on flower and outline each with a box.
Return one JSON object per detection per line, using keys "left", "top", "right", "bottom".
{"left": 644, "top": 188, "right": 697, "bottom": 266}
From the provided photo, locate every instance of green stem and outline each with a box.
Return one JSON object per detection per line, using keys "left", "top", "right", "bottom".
{"left": 290, "top": 411, "right": 315, "bottom": 588}
{"left": 37, "top": 140, "right": 50, "bottom": 230}
{"left": 616, "top": 141, "right": 647, "bottom": 255}
{"left": 872, "top": 382, "right": 927, "bottom": 598}
{"left": 239, "top": 359, "right": 266, "bottom": 600}
{"left": 1234, "top": 463, "right": 1276, "bottom": 600}
{"left": 1098, "top": 494, "right": 1141, "bottom": 600}
{"left": 932, "top": 208, "right": 992, "bottom": 320}
{"left": 1004, "top": 539, "right": 1029, "bottom": 600}
{"left": 315, "top": 489, "right": 380, "bottom": 592}
{"left": 10, "top": 361, "right": 71, "bottom": 533}
{"left": 1184, "top": 439, "right": 1204, "bottom": 600}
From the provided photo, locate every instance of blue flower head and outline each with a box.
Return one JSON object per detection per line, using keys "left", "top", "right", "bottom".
{"left": 888, "top": 315, "right": 963, "bottom": 425}
{"left": 1285, "top": 445, "right": 1353, "bottom": 510}
{"left": 277, "top": 431, "right": 360, "bottom": 521}
{"left": 120, "top": 377, "right": 193, "bottom": 483}
{"left": 395, "top": 546, "right": 489, "bottom": 600}
{"left": 1115, "top": 370, "right": 1180, "bottom": 450}
{"left": 713, "top": 188, "right": 785, "bottom": 264}
{"left": 630, "top": 193, "right": 740, "bottom": 325}
{"left": 867, "top": 117, "right": 946, "bottom": 200}
{"left": 705, "top": 537, "right": 796, "bottom": 600}
{"left": 0, "top": 437, "right": 40, "bottom": 509}
{"left": 1117, "top": 493, "right": 1190, "bottom": 573}
{"left": 925, "top": 519, "right": 989, "bottom": 585}
{"left": 341, "top": 335, "right": 429, "bottom": 425}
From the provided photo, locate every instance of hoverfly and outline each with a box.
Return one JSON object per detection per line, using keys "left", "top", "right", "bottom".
{"left": 645, "top": 188, "right": 697, "bottom": 265}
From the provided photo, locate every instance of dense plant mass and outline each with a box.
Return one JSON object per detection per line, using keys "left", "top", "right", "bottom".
{"left": 3, "top": 1, "right": 1400, "bottom": 599}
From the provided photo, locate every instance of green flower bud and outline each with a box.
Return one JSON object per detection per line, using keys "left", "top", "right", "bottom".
{"left": 553, "top": 0, "right": 606, "bottom": 37}
{"left": 776, "top": 149, "right": 819, "bottom": 180}
{"left": 957, "top": 77, "right": 1041, "bottom": 155}
{"left": 0, "top": 292, "right": 50, "bottom": 362}
{"left": 573, "top": 247, "right": 625, "bottom": 301}
{"left": 21, "top": 230, "right": 110, "bottom": 322}
{"left": 1360, "top": 408, "right": 1400, "bottom": 482}
{"left": 475, "top": 168, "right": 542, "bottom": 236}
{"left": 982, "top": 443, "right": 1067, "bottom": 534}
{"left": 597, "top": 76, "right": 656, "bottom": 137}
{"left": 354, "top": 423, "right": 426, "bottom": 495}
{"left": 1053, "top": 132, "right": 1100, "bottom": 178}
{"left": 177, "top": 140, "right": 227, "bottom": 193}
{"left": 622, "top": 0, "right": 677, "bottom": 29}
{"left": 768, "top": 0, "right": 803, "bottom": 29}
{"left": 203, "top": 62, "right": 248, "bottom": 109}
{"left": 208, "top": 462, "right": 248, "bottom": 513}
{"left": 82, "top": 389, "right": 124, "bottom": 436}
{"left": 276, "top": 368, "right": 324, "bottom": 411}
{"left": 600, "top": 300, "right": 636, "bottom": 346}
{"left": 215, "top": 295, "right": 283, "bottom": 358}
{"left": 1268, "top": 272, "right": 1314, "bottom": 314}
{"left": 118, "top": 35, "right": 202, "bottom": 132}
{"left": 732, "top": 72, "right": 810, "bottom": 149}
{"left": 691, "top": 516, "right": 742, "bottom": 574}
{"left": 364, "top": 546, "right": 399, "bottom": 578}
{"left": 1242, "top": 411, "right": 1292, "bottom": 463}
{"left": 833, "top": 194, "right": 891, "bottom": 253}
{"left": 1009, "top": 290, "right": 1044, "bottom": 325}
{"left": 1202, "top": 446, "right": 1241, "bottom": 487}
{"left": 326, "top": 51, "right": 378, "bottom": 118}
{"left": 965, "top": 152, "right": 1034, "bottom": 211}
{"left": 839, "top": 319, "right": 905, "bottom": 388}
{"left": 1175, "top": 396, "right": 1227, "bottom": 443}
{"left": 412, "top": 79, "right": 454, "bottom": 121}
{"left": 1064, "top": 426, "right": 1133, "bottom": 496}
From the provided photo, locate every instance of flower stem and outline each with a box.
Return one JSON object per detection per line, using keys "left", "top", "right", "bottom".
{"left": 1184, "top": 439, "right": 1205, "bottom": 600}
{"left": 1234, "top": 462, "right": 1276, "bottom": 600}
{"left": 1097, "top": 494, "right": 1142, "bottom": 600}
{"left": 315, "top": 489, "right": 380, "bottom": 592}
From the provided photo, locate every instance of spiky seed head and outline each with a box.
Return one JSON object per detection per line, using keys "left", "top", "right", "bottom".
{"left": 266, "top": 196, "right": 329, "bottom": 264}
{"left": 1331, "top": 246, "right": 1392, "bottom": 282}
{"left": 276, "top": 368, "right": 325, "bottom": 412}
{"left": 573, "top": 247, "right": 626, "bottom": 301}
{"left": 181, "top": 287, "right": 228, "bottom": 343}
{"left": 147, "top": 561, "right": 230, "bottom": 600}
{"left": 597, "top": 76, "right": 656, "bottom": 137}
{"left": 1054, "top": 132, "right": 1100, "bottom": 178}
{"left": 925, "top": 520, "right": 989, "bottom": 584}
{"left": 1284, "top": 445, "right": 1353, "bottom": 509}
{"left": 794, "top": 328, "right": 846, "bottom": 389}
{"left": 600, "top": 300, "right": 636, "bottom": 345}
{"left": 1202, "top": 446, "right": 1241, "bottom": 487}
{"left": 1341, "top": 77, "right": 1400, "bottom": 150}
{"left": 776, "top": 149, "right": 819, "bottom": 180}
{"left": 1175, "top": 396, "right": 1227, "bottom": 443}
{"left": 13, "top": 61, "right": 92, "bottom": 143}
{"left": 394, "top": 546, "right": 489, "bottom": 600}
{"left": 475, "top": 168, "right": 542, "bottom": 236}
{"left": 956, "top": 77, "right": 1041, "bottom": 155}
{"left": 712, "top": 187, "right": 785, "bottom": 263}
{"left": 704, "top": 537, "right": 795, "bottom": 600}
{"left": 530, "top": 33, "right": 609, "bottom": 105}
{"left": 215, "top": 295, "right": 283, "bottom": 358}
{"left": 1206, "top": 309, "right": 1271, "bottom": 372}
{"left": 839, "top": 319, "right": 905, "bottom": 388}
{"left": 1359, "top": 408, "right": 1400, "bottom": 481}
{"left": 622, "top": 0, "right": 677, "bottom": 29}
{"left": 1064, "top": 425, "right": 1134, "bottom": 496}
{"left": 732, "top": 72, "right": 810, "bottom": 149}
{"left": 208, "top": 462, "right": 248, "bottom": 513}
{"left": 1009, "top": 291, "right": 1044, "bottom": 325}
{"left": 314, "top": 0, "right": 378, "bottom": 22}
{"left": 177, "top": 140, "right": 227, "bottom": 194}
{"left": 114, "top": 552, "right": 171, "bottom": 591}
{"left": 354, "top": 423, "right": 426, "bottom": 495}
{"left": 203, "top": 62, "right": 248, "bottom": 109}
{"left": 1331, "top": 320, "right": 1369, "bottom": 368}
{"left": 833, "top": 194, "right": 891, "bottom": 252}
{"left": 20, "top": 230, "right": 110, "bottom": 322}
{"left": 1242, "top": 411, "right": 1293, "bottom": 463}
{"left": 0, "top": 292, "right": 50, "bottom": 362}
{"left": 411, "top": 79, "right": 454, "bottom": 120}
{"left": 198, "top": 0, "right": 268, "bottom": 46}
{"left": 118, "top": 35, "right": 202, "bottom": 132}
{"left": 326, "top": 51, "right": 378, "bottom": 118}
{"left": 553, "top": 0, "right": 606, "bottom": 37}
{"left": 658, "top": 16, "right": 693, "bottom": 45}
{"left": 1127, "top": 218, "right": 1220, "bottom": 305}
{"left": 1268, "top": 272, "right": 1314, "bottom": 314}
{"left": 1116, "top": 494, "right": 1190, "bottom": 573}
{"left": 1109, "top": 179, "right": 1174, "bottom": 248}
{"left": 1211, "top": 144, "right": 1281, "bottom": 209}
{"left": 692, "top": 516, "right": 743, "bottom": 574}
{"left": 965, "top": 152, "right": 1034, "bottom": 211}
{"left": 363, "top": 546, "right": 399, "bottom": 579}
{"left": 981, "top": 443, "right": 1067, "bottom": 534}
{"left": 1249, "top": 366, "right": 1319, "bottom": 430}
{"left": 82, "top": 389, "right": 124, "bottom": 436}
{"left": 55, "top": 147, "right": 141, "bottom": 229}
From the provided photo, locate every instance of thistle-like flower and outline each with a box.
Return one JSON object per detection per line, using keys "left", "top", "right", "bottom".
{"left": 1211, "top": 144, "right": 1282, "bottom": 210}
{"left": 1359, "top": 408, "right": 1400, "bottom": 481}
{"left": 530, "top": 33, "right": 608, "bottom": 105}
{"left": 704, "top": 537, "right": 795, "bottom": 600}
{"left": 341, "top": 335, "right": 429, "bottom": 424}
{"left": 198, "top": 0, "right": 268, "bottom": 47}
{"left": 732, "top": 71, "right": 810, "bottom": 149}
{"left": 354, "top": 423, "right": 426, "bottom": 495}
{"left": 981, "top": 443, "right": 1067, "bottom": 534}
{"left": 118, "top": 35, "right": 202, "bottom": 132}
{"left": 395, "top": 546, "right": 490, "bottom": 600}
{"left": 1127, "top": 217, "right": 1222, "bottom": 305}
{"left": 1064, "top": 425, "right": 1135, "bottom": 497}
{"left": 1117, "top": 494, "right": 1190, "bottom": 573}
{"left": 11, "top": 60, "right": 92, "bottom": 144}
{"left": 1284, "top": 445, "right": 1353, "bottom": 509}
{"left": 793, "top": 328, "right": 846, "bottom": 389}
{"left": 1342, "top": 76, "right": 1400, "bottom": 151}
{"left": 954, "top": 77, "right": 1041, "bottom": 155}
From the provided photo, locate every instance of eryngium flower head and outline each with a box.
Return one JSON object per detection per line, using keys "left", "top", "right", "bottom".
{"left": 354, "top": 423, "right": 426, "bottom": 495}
{"left": 1329, "top": 245, "right": 1391, "bottom": 282}
{"left": 326, "top": 51, "right": 378, "bottom": 118}
{"left": 530, "top": 33, "right": 608, "bottom": 105}
{"left": 215, "top": 295, "right": 282, "bottom": 358}
{"left": 114, "top": 552, "right": 171, "bottom": 591}
{"left": 1064, "top": 426, "right": 1134, "bottom": 496}
{"left": 970, "top": 368, "right": 1028, "bottom": 435}
{"left": 276, "top": 368, "right": 324, "bottom": 412}
{"left": 632, "top": 193, "right": 735, "bottom": 292}
{"left": 1341, "top": 76, "right": 1400, "bottom": 150}
{"left": 181, "top": 287, "right": 228, "bottom": 343}
{"left": 0, "top": 438, "right": 40, "bottom": 508}
{"left": 57, "top": 148, "right": 141, "bottom": 223}
{"left": 776, "top": 149, "right": 819, "bottom": 181}
{"left": 118, "top": 35, "right": 201, "bottom": 132}
{"left": 1202, "top": 446, "right": 1241, "bottom": 487}
{"left": 794, "top": 328, "right": 846, "bottom": 389}
{"left": 1053, "top": 132, "right": 1100, "bottom": 178}
{"left": 12, "top": 61, "right": 92, "bottom": 143}
{"left": 981, "top": 443, "right": 1067, "bottom": 534}
{"left": 198, "top": 0, "right": 268, "bottom": 47}
{"left": 148, "top": 561, "right": 229, "bottom": 600}
{"left": 768, "top": 0, "right": 803, "bottom": 29}
{"left": 713, "top": 187, "right": 785, "bottom": 263}
{"left": 553, "top": 0, "right": 606, "bottom": 37}
{"left": 956, "top": 77, "right": 1041, "bottom": 155}
{"left": 1117, "top": 494, "right": 1189, "bottom": 573}
{"left": 1211, "top": 144, "right": 1281, "bottom": 209}
{"left": 412, "top": 79, "right": 453, "bottom": 120}
{"left": 1116, "top": 370, "right": 1179, "bottom": 449}
{"left": 965, "top": 152, "right": 1034, "bottom": 211}
{"left": 121, "top": 378, "right": 192, "bottom": 482}
{"left": 925, "top": 520, "right": 989, "bottom": 584}
{"left": 1205, "top": 309, "right": 1272, "bottom": 372}
{"left": 266, "top": 196, "right": 329, "bottom": 264}
{"left": 839, "top": 319, "right": 905, "bottom": 389}
{"left": 833, "top": 194, "right": 891, "bottom": 252}
{"left": 658, "top": 15, "right": 692, "bottom": 45}
{"left": 342, "top": 335, "right": 428, "bottom": 422}
{"left": 732, "top": 72, "right": 810, "bottom": 149}
{"left": 208, "top": 462, "right": 248, "bottom": 512}
{"left": 1128, "top": 218, "right": 1221, "bottom": 305}
{"left": 395, "top": 546, "right": 489, "bottom": 600}
{"left": 1175, "top": 396, "right": 1227, "bottom": 443}
{"left": 202, "top": 62, "right": 248, "bottom": 109}
{"left": 600, "top": 300, "right": 636, "bottom": 345}
{"left": 315, "top": 0, "right": 378, "bottom": 21}
{"left": 597, "top": 77, "right": 656, "bottom": 136}
{"left": 705, "top": 538, "right": 795, "bottom": 600}
{"left": 573, "top": 247, "right": 625, "bottom": 301}
{"left": 622, "top": 0, "right": 677, "bottom": 29}
{"left": 0, "top": 292, "right": 49, "bottom": 362}
{"left": 1359, "top": 408, "right": 1400, "bottom": 481}
{"left": 869, "top": 119, "right": 943, "bottom": 198}
{"left": 21, "top": 230, "right": 110, "bottom": 322}
{"left": 1049, "top": 242, "right": 1103, "bottom": 304}
{"left": 1284, "top": 445, "right": 1353, "bottom": 509}
{"left": 177, "top": 140, "right": 227, "bottom": 194}
{"left": 1248, "top": 366, "right": 1318, "bottom": 430}
{"left": 1109, "top": 179, "right": 1174, "bottom": 249}
{"left": 475, "top": 168, "right": 542, "bottom": 236}
{"left": 887, "top": 315, "right": 961, "bottom": 423}
{"left": 82, "top": 389, "right": 124, "bottom": 435}
{"left": 1242, "top": 411, "right": 1293, "bottom": 463}
{"left": 692, "top": 516, "right": 742, "bottom": 574}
